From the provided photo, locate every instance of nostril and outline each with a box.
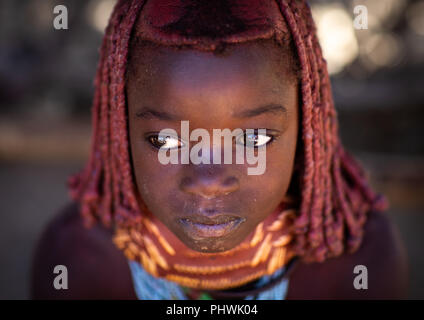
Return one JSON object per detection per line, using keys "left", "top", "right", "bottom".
{"left": 180, "top": 176, "right": 194, "bottom": 189}
{"left": 223, "top": 176, "right": 238, "bottom": 188}
{"left": 222, "top": 176, "right": 239, "bottom": 194}
{"left": 180, "top": 175, "right": 239, "bottom": 198}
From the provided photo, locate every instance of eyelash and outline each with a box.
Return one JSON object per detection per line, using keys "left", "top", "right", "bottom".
{"left": 145, "top": 129, "right": 278, "bottom": 150}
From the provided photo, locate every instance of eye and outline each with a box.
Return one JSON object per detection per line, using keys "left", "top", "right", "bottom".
{"left": 236, "top": 129, "right": 274, "bottom": 148}
{"left": 147, "top": 134, "right": 185, "bottom": 150}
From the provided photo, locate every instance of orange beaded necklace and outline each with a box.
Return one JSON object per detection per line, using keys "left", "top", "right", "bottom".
{"left": 113, "top": 200, "right": 297, "bottom": 290}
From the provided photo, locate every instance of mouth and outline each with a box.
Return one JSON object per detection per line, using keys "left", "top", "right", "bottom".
{"left": 177, "top": 215, "right": 245, "bottom": 239}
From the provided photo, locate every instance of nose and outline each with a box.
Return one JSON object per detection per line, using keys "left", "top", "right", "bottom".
{"left": 179, "top": 165, "right": 239, "bottom": 199}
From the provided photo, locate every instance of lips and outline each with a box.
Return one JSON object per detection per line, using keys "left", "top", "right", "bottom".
{"left": 178, "top": 214, "right": 245, "bottom": 239}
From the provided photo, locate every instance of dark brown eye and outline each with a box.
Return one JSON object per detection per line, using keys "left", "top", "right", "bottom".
{"left": 236, "top": 129, "right": 273, "bottom": 148}
{"left": 147, "top": 134, "right": 184, "bottom": 150}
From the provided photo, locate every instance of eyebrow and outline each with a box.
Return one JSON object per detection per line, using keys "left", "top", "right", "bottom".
{"left": 233, "top": 104, "right": 288, "bottom": 118}
{"left": 135, "top": 103, "right": 288, "bottom": 121}
{"left": 135, "top": 107, "right": 178, "bottom": 121}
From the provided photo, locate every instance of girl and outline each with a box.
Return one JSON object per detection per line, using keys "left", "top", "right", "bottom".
{"left": 32, "top": 0, "right": 408, "bottom": 299}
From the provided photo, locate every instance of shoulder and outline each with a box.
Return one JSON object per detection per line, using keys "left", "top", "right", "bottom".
{"left": 287, "top": 210, "right": 409, "bottom": 299}
{"left": 31, "top": 202, "right": 137, "bottom": 299}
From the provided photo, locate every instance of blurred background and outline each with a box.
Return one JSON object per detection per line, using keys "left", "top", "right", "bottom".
{"left": 0, "top": 0, "right": 423, "bottom": 299}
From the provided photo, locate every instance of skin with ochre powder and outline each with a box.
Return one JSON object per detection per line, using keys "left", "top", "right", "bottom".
{"left": 126, "top": 40, "right": 299, "bottom": 253}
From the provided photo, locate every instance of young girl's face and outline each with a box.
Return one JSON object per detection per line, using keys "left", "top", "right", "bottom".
{"left": 126, "top": 40, "right": 299, "bottom": 253}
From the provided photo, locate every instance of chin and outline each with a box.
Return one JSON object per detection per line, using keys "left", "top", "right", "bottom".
{"left": 180, "top": 234, "right": 242, "bottom": 253}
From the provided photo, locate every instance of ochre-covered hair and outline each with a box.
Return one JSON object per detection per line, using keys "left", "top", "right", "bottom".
{"left": 68, "top": 0, "right": 387, "bottom": 263}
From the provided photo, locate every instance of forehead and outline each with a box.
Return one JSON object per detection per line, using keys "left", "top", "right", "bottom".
{"left": 126, "top": 40, "right": 295, "bottom": 93}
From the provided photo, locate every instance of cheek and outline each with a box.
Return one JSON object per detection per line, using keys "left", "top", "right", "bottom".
{"left": 133, "top": 153, "right": 167, "bottom": 199}
{"left": 264, "top": 153, "right": 295, "bottom": 196}
{"left": 129, "top": 129, "right": 165, "bottom": 204}
{"left": 252, "top": 128, "right": 298, "bottom": 203}
{"left": 248, "top": 155, "right": 294, "bottom": 205}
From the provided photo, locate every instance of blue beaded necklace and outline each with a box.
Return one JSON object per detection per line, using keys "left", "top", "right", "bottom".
{"left": 128, "top": 260, "right": 292, "bottom": 300}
